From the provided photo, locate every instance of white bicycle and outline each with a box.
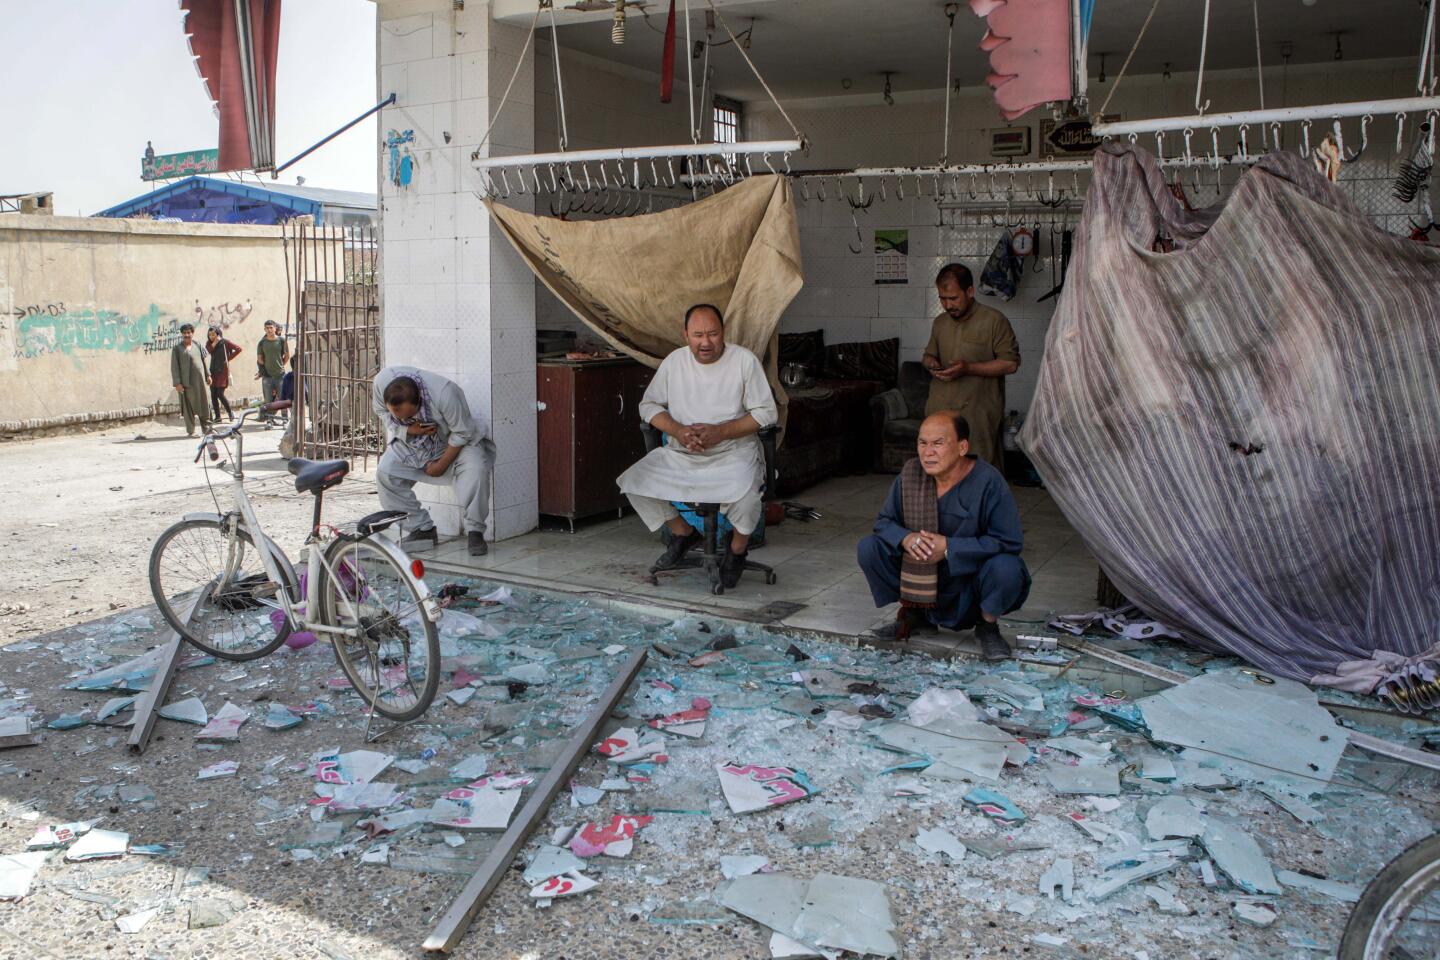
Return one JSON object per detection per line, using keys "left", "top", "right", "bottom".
{"left": 147, "top": 401, "right": 442, "bottom": 722}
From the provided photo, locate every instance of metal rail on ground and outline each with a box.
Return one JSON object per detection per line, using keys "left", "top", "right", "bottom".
{"left": 127, "top": 594, "right": 205, "bottom": 755}
{"left": 423, "top": 647, "right": 649, "bottom": 954}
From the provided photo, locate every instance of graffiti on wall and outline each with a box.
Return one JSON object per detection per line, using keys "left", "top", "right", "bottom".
{"left": 10, "top": 300, "right": 255, "bottom": 362}
{"left": 385, "top": 129, "right": 417, "bottom": 190}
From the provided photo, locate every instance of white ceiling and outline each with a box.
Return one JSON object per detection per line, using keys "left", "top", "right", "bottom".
{"left": 548, "top": 0, "right": 1430, "bottom": 102}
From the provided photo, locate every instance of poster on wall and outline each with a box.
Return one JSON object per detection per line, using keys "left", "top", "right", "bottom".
{"left": 874, "top": 229, "right": 909, "bottom": 285}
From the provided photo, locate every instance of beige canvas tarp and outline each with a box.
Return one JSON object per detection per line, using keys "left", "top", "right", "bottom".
{"left": 485, "top": 175, "right": 803, "bottom": 377}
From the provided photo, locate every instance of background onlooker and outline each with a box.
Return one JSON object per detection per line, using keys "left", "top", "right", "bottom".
{"left": 205, "top": 325, "right": 242, "bottom": 423}
{"left": 255, "top": 320, "right": 289, "bottom": 424}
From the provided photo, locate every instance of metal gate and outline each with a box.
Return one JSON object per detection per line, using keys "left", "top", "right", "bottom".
{"left": 284, "top": 221, "right": 383, "bottom": 466}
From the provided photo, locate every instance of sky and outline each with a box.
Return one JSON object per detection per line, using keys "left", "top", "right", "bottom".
{"left": 2, "top": 0, "right": 378, "bottom": 216}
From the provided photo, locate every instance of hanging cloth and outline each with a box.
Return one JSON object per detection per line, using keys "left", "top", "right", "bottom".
{"left": 660, "top": 0, "right": 677, "bottom": 103}
{"left": 485, "top": 175, "right": 803, "bottom": 423}
{"left": 1020, "top": 143, "right": 1440, "bottom": 691}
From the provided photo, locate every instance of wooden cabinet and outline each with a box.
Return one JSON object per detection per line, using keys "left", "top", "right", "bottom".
{"left": 537, "top": 358, "right": 654, "bottom": 523}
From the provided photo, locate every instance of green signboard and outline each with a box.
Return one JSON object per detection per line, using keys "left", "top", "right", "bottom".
{"left": 141, "top": 148, "right": 221, "bottom": 181}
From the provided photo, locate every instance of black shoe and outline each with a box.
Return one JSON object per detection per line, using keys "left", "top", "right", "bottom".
{"left": 467, "top": 532, "right": 488, "bottom": 557}
{"left": 721, "top": 549, "right": 747, "bottom": 589}
{"left": 402, "top": 525, "right": 438, "bottom": 549}
{"left": 654, "top": 530, "right": 702, "bottom": 569}
{"left": 976, "top": 620, "right": 1011, "bottom": 661}
{"left": 870, "top": 607, "right": 936, "bottom": 641}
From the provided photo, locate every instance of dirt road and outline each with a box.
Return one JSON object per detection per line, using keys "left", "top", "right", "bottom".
{"left": 0, "top": 417, "right": 378, "bottom": 642}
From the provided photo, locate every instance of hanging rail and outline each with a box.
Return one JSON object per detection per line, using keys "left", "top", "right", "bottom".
{"left": 473, "top": 138, "right": 803, "bottom": 172}
{"left": 1093, "top": 96, "right": 1440, "bottom": 138}
{"left": 792, "top": 154, "right": 1255, "bottom": 181}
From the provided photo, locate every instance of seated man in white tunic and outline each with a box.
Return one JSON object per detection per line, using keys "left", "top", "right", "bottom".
{"left": 618, "top": 304, "right": 779, "bottom": 589}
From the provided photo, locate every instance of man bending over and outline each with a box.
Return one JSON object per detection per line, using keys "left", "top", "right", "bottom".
{"left": 372, "top": 367, "right": 495, "bottom": 557}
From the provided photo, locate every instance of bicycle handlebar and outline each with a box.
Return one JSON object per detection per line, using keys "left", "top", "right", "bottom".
{"left": 193, "top": 400, "right": 290, "bottom": 464}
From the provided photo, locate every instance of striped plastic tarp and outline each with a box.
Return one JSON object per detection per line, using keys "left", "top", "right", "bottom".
{"left": 1020, "top": 144, "right": 1440, "bottom": 690}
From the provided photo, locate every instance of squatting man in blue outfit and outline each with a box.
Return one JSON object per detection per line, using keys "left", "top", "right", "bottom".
{"left": 857, "top": 410, "right": 1031, "bottom": 660}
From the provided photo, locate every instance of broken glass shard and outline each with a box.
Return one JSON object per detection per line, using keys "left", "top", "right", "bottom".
{"left": 158, "top": 696, "right": 208, "bottom": 725}
{"left": 0, "top": 852, "right": 49, "bottom": 900}
{"left": 1045, "top": 764, "right": 1119, "bottom": 796}
{"left": 720, "top": 854, "right": 770, "bottom": 879}
{"left": 65, "top": 828, "right": 129, "bottom": 862}
{"left": 429, "top": 786, "right": 522, "bottom": 831}
{"left": 916, "top": 828, "right": 966, "bottom": 863}
{"left": 717, "top": 761, "right": 817, "bottom": 814}
{"left": 1276, "top": 869, "right": 1360, "bottom": 902}
{"left": 196, "top": 701, "right": 249, "bottom": 741}
{"left": 529, "top": 870, "right": 598, "bottom": 899}
{"left": 1145, "top": 797, "right": 1205, "bottom": 840}
{"left": 1138, "top": 669, "right": 1348, "bottom": 794}
{"left": 1200, "top": 819, "right": 1279, "bottom": 894}
{"left": 523, "top": 845, "right": 587, "bottom": 885}
{"left": 792, "top": 872, "right": 899, "bottom": 958}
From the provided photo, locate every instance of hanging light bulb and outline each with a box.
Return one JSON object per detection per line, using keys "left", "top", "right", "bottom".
{"left": 1332, "top": 32, "right": 1344, "bottom": 61}
{"left": 882, "top": 71, "right": 895, "bottom": 106}
{"left": 1163, "top": 62, "right": 1171, "bottom": 80}
{"left": 1096, "top": 52, "right": 1108, "bottom": 84}
{"left": 611, "top": 0, "right": 626, "bottom": 45}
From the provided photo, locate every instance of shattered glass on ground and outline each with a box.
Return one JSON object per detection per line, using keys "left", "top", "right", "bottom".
{"left": 0, "top": 580, "right": 1435, "bottom": 958}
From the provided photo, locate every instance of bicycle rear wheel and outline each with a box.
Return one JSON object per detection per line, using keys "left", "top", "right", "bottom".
{"left": 1339, "top": 832, "right": 1440, "bottom": 960}
{"left": 318, "top": 537, "right": 439, "bottom": 722}
{"left": 148, "top": 517, "right": 297, "bottom": 660}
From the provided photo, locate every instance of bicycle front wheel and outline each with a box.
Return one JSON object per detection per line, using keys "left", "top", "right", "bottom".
{"left": 148, "top": 517, "right": 297, "bottom": 660}
{"left": 1340, "top": 832, "right": 1440, "bottom": 960}
{"left": 318, "top": 537, "right": 439, "bottom": 722}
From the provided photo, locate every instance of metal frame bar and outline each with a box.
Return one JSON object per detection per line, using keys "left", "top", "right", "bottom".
{"left": 474, "top": 138, "right": 801, "bottom": 172}
{"left": 423, "top": 647, "right": 649, "bottom": 954}
{"left": 127, "top": 593, "right": 206, "bottom": 755}
{"left": 1093, "top": 96, "right": 1440, "bottom": 138}
{"left": 273, "top": 93, "right": 397, "bottom": 177}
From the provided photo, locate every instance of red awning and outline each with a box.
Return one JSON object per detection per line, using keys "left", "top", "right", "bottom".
{"left": 180, "top": 0, "right": 282, "bottom": 172}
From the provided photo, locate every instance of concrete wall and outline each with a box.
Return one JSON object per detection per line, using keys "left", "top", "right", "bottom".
{"left": 0, "top": 215, "right": 286, "bottom": 426}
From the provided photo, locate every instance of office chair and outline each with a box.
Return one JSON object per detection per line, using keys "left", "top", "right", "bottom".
{"left": 638, "top": 422, "right": 780, "bottom": 596}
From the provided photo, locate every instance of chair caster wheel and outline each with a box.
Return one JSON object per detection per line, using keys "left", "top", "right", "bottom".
{"left": 712, "top": 584, "right": 725, "bottom": 596}
{"left": 765, "top": 573, "right": 777, "bottom": 585}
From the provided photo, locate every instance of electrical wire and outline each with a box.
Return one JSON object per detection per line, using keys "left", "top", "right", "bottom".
{"left": 684, "top": 0, "right": 697, "bottom": 144}
{"left": 705, "top": 0, "right": 802, "bottom": 140}
{"left": 1252, "top": 0, "right": 1266, "bottom": 146}
{"left": 941, "top": 5, "right": 955, "bottom": 164}
{"left": 472, "top": 5, "right": 543, "bottom": 157}
{"left": 1096, "top": 0, "right": 1162, "bottom": 119}
{"left": 547, "top": 4, "right": 570, "bottom": 151}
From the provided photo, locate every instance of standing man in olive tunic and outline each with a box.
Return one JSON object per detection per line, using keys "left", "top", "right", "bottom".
{"left": 170, "top": 323, "right": 212, "bottom": 437}
{"left": 921, "top": 263, "right": 1020, "bottom": 467}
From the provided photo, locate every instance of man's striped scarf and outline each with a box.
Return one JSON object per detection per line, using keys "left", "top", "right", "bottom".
{"left": 899, "top": 458, "right": 940, "bottom": 608}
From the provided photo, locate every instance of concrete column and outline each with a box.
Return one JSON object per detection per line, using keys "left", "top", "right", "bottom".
{"left": 376, "top": 0, "right": 538, "bottom": 540}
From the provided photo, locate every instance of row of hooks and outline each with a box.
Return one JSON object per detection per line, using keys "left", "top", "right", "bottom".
{"left": 477, "top": 150, "right": 796, "bottom": 201}
{"left": 796, "top": 169, "right": 1081, "bottom": 208}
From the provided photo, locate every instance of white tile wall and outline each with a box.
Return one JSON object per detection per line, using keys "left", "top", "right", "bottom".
{"left": 378, "top": 0, "right": 539, "bottom": 540}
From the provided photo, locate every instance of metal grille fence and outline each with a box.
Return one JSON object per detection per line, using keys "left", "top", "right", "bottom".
{"left": 284, "top": 222, "right": 383, "bottom": 467}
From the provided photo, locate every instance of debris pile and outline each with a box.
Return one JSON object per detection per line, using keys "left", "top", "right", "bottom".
{"left": 0, "top": 583, "right": 1435, "bottom": 957}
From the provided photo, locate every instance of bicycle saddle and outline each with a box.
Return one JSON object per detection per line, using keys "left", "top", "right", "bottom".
{"left": 288, "top": 457, "right": 349, "bottom": 494}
